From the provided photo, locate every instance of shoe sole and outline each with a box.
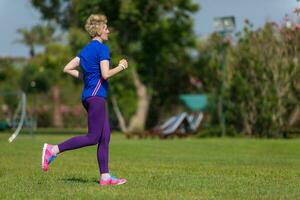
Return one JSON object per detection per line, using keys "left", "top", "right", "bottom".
{"left": 100, "top": 180, "right": 127, "bottom": 186}
{"left": 42, "top": 143, "right": 48, "bottom": 172}
{"left": 116, "top": 181, "right": 127, "bottom": 185}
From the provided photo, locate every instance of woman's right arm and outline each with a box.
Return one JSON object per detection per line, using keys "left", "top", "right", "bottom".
{"left": 63, "top": 57, "right": 83, "bottom": 79}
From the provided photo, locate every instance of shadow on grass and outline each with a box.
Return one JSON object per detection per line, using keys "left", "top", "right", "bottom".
{"left": 60, "top": 177, "right": 98, "bottom": 184}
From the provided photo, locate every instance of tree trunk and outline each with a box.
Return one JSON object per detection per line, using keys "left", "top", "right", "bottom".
{"left": 30, "top": 45, "right": 35, "bottom": 58}
{"left": 111, "top": 68, "right": 150, "bottom": 136}
{"left": 288, "top": 106, "right": 300, "bottom": 127}
{"left": 128, "top": 68, "right": 150, "bottom": 134}
{"left": 51, "top": 85, "right": 63, "bottom": 128}
{"left": 111, "top": 95, "right": 128, "bottom": 133}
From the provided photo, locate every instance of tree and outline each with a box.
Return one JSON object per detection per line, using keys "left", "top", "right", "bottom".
{"left": 16, "top": 24, "right": 56, "bottom": 57}
{"left": 0, "top": 58, "right": 24, "bottom": 121}
{"left": 21, "top": 43, "right": 73, "bottom": 128}
{"left": 192, "top": 33, "right": 231, "bottom": 133}
{"left": 194, "top": 15, "right": 300, "bottom": 137}
{"left": 30, "top": 0, "right": 199, "bottom": 134}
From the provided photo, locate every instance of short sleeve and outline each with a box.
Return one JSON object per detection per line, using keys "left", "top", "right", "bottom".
{"left": 76, "top": 50, "right": 82, "bottom": 59}
{"left": 99, "top": 45, "right": 110, "bottom": 61}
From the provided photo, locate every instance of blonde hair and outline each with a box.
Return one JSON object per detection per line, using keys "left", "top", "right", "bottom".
{"left": 85, "top": 14, "right": 107, "bottom": 38}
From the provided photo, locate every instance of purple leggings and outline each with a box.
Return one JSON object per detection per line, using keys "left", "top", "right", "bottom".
{"left": 58, "top": 96, "right": 110, "bottom": 174}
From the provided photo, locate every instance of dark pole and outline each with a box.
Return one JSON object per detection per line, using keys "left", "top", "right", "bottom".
{"left": 213, "top": 16, "right": 235, "bottom": 137}
{"left": 220, "top": 38, "right": 226, "bottom": 137}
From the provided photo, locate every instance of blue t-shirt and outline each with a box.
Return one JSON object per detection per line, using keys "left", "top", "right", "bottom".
{"left": 77, "top": 40, "right": 110, "bottom": 101}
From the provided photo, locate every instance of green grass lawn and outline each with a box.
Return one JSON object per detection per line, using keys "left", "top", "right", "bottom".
{"left": 0, "top": 132, "right": 300, "bottom": 200}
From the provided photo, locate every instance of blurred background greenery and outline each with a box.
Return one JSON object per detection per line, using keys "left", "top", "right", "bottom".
{"left": 0, "top": 0, "right": 300, "bottom": 138}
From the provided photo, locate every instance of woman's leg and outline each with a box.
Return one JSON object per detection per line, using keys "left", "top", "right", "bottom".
{"left": 57, "top": 97, "right": 106, "bottom": 153}
{"left": 98, "top": 119, "right": 127, "bottom": 185}
{"left": 97, "top": 115, "right": 111, "bottom": 174}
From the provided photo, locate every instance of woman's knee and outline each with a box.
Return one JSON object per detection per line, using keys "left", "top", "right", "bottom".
{"left": 87, "top": 134, "right": 99, "bottom": 145}
{"left": 100, "top": 134, "right": 110, "bottom": 145}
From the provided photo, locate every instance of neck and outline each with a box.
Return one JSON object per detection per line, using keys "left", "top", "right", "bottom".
{"left": 92, "top": 36, "right": 103, "bottom": 43}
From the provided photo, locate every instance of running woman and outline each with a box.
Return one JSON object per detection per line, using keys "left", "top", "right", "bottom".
{"left": 41, "top": 14, "right": 128, "bottom": 186}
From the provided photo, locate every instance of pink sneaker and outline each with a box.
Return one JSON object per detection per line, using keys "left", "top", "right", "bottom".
{"left": 99, "top": 176, "right": 127, "bottom": 186}
{"left": 42, "top": 143, "right": 57, "bottom": 172}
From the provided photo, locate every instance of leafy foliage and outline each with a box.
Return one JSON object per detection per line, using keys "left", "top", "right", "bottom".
{"left": 30, "top": 0, "right": 199, "bottom": 128}
{"left": 196, "top": 20, "right": 300, "bottom": 137}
